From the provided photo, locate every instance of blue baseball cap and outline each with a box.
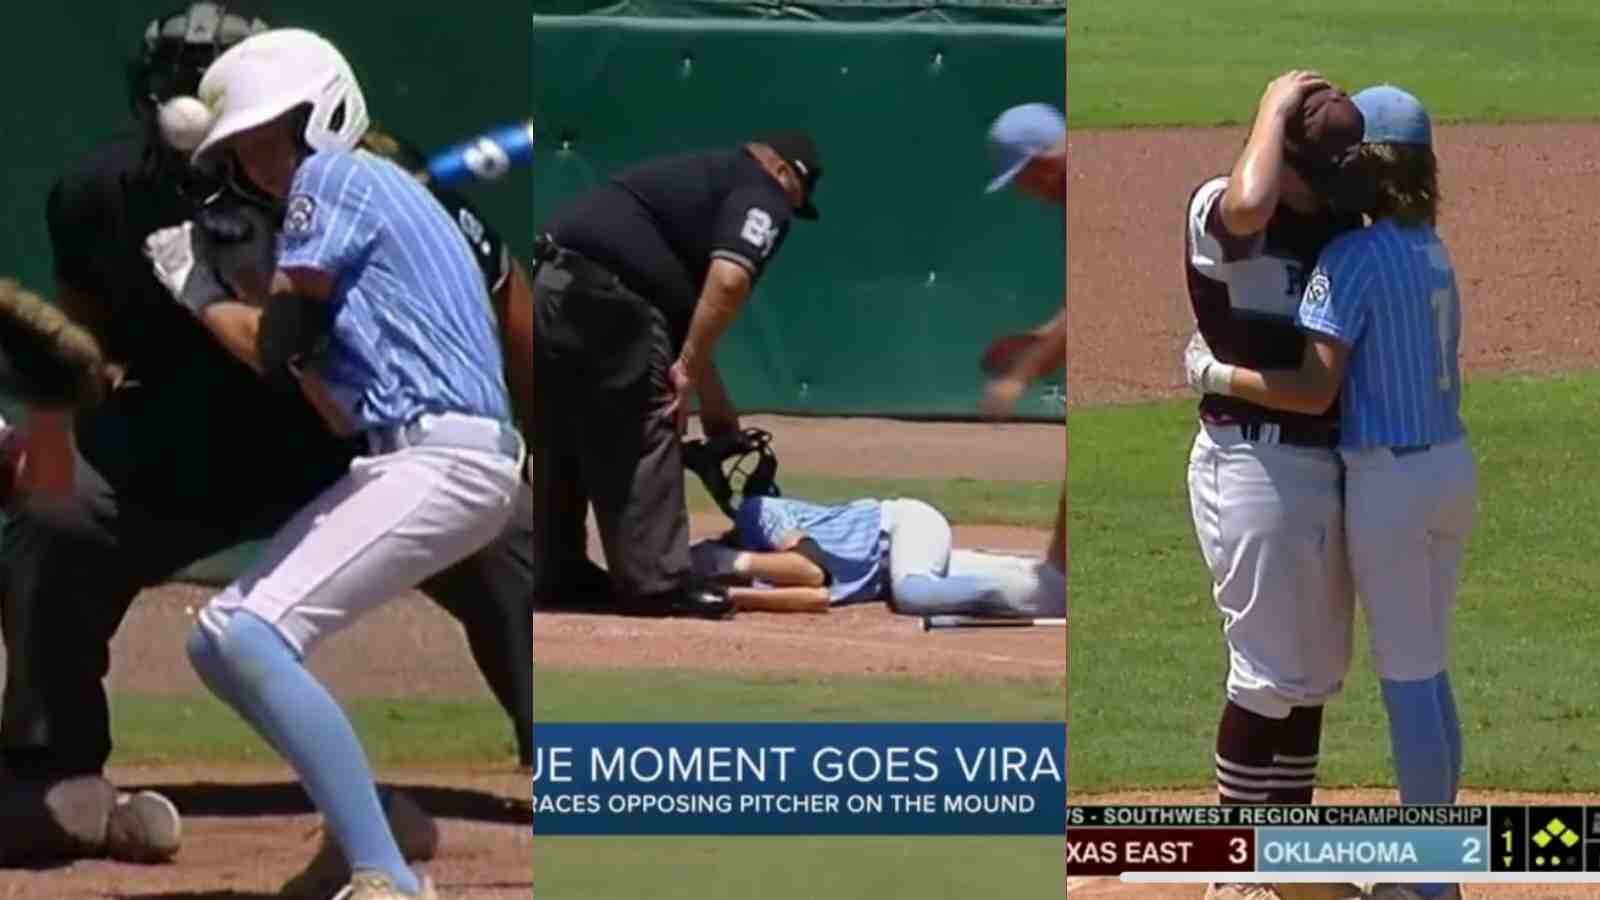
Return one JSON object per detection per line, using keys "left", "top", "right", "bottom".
{"left": 1352, "top": 85, "right": 1432, "bottom": 146}
{"left": 985, "top": 102, "right": 1065, "bottom": 193}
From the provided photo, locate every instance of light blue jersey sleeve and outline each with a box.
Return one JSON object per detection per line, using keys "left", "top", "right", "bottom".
{"left": 1297, "top": 235, "right": 1374, "bottom": 346}
{"left": 735, "top": 496, "right": 802, "bottom": 551}
{"left": 277, "top": 150, "right": 382, "bottom": 280}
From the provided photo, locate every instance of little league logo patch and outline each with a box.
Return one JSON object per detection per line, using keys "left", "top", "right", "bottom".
{"left": 284, "top": 195, "right": 316, "bottom": 236}
{"left": 1305, "top": 270, "right": 1331, "bottom": 309}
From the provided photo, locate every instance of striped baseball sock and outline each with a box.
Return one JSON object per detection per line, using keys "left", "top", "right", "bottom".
{"left": 1267, "top": 705, "right": 1323, "bottom": 803}
{"left": 1213, "top": 701, "right": 1283, "bottom": 804}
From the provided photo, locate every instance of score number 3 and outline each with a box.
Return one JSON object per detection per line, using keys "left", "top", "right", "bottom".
{"left": 1230, "top": 837, "right": 1249, "bottom": 865}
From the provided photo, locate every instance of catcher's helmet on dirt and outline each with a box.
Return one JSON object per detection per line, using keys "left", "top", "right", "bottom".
{"left": 682, "top": 428, "right": 782, "bottom": 520}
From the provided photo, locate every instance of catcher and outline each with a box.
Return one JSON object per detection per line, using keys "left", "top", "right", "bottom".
{"left": 0, "top": 2, "right": 533, "bottom": 878}
{"left": 683, "top": 429, "right": 1064, "bottom": 618}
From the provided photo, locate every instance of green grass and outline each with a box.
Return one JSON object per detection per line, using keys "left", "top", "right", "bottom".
{"left": 1068, "top": 371, "right": 1600, "bottom": 793}
{"left": 1069, "top": 0, "right": 1600, "bottom": 127}
{"left": 685, "top": 472, "right": 1060, "bottom": 530}
{"left": 532, "top": 836, "right": 1064, "bottom": 899}
{"left": 534, "top": 668, "right": 1065, "bottom": 723}
{"left": 108, "top": 694, "right": 523, "bottom": 766}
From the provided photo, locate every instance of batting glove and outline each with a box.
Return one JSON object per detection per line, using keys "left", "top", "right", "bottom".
{"left": 1184, "top": 332, "right": 1236, "bottom": 397}
{"left": 143, "top": 222, "right": 232, "bottom": 317}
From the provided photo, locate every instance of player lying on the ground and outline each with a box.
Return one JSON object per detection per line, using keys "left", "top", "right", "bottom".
{"left": 142, "top": 28, "right": 525, "bottom": 900}
{"left": 689, "top": 494, "right": 1065, "bottom": 619}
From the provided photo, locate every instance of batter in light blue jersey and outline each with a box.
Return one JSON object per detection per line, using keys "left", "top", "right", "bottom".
{"left": 1188, "top": 85, "right": 1475, "bottom": 900}
{"left": 143, "top": 29, "right": 523, "bottom": 900}
{"left": 278, "top": 148, "right": 512, "bottom": 431}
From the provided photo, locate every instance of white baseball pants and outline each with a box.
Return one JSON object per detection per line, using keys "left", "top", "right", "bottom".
{"left": 880, "top": 498, "right": 1066, "bottom": 616}
{"left": 1187, "top": 423, "right": 1355, "bottom": 719}
{"left": 199, "top": 439, "right": 523, "bottom": 657}
{"left": 1340, "top": 438, "right": 1476, "bottom": 681}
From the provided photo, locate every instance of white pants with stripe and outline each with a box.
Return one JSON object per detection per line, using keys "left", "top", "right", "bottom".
{"left": 199, "top": 443, "right": 524, "bottom": 656}
{"left": 1187, "top": 422, "right": 1355, "bottom": 719}
{"left": 1340, "top": 438, "right": 1476, "bottom": 681}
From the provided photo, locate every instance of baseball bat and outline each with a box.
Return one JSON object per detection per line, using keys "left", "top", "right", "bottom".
{"left": 921, "top": 615, "right": 1066, "bottom": 632}
{"left": 423, "top": 119, "right": 534, "bottom": 188}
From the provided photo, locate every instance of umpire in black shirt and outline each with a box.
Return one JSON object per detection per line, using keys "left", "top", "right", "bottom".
{"left": 532, "top": 133, "right": 821, "bottom": 618}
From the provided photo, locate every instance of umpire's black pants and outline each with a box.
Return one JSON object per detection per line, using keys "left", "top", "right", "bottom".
{"left": 529, "top": 255, "right": 692, "bottom": 606}
{"left": 0, "top": 384, "right": 534, "bottom": 777}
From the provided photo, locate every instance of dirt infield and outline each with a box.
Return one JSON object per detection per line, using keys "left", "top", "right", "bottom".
{"left": 0, "top": 764, "right": 529, "bottom": 900}
{"left": 1066, "top": 123, "right": 1600, "bottom": 407}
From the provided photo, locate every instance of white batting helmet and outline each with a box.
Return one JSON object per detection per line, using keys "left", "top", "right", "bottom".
{"left": 190, "top": 28, "right": 369, "bottom": 161}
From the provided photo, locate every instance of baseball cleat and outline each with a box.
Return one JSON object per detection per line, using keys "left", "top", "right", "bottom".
{"left": 106, "top": 789, "right": 182, "bottom": 863}
{"left": 331, "top": 869, "right": 438, "bottom": 900}
{"left": 280, "top": 788, "right": 439, "bottom": 897}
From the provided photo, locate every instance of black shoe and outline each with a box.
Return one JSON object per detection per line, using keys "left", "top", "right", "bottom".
{"left": 626, "top": 583, "right": 736, "bottom": 620}
{"left": 670, "top": 583, "right": 736, "bottom": 620}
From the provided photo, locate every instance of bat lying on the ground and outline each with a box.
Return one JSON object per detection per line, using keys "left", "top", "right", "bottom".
{"left": 922, "top": 615, "right": 1066, "bottom": 632}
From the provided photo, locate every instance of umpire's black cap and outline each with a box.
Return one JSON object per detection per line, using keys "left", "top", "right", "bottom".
{"left": 754, "top": 131, "right": 823, "bottom": 220}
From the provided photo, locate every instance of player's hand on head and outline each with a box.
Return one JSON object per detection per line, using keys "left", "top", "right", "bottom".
{"left": 1260, "top": 70, "right": 1331, "bottom": 123}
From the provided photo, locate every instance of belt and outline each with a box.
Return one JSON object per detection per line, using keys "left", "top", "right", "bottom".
{"left": 366, "top": 413, "right": 526, "bottom": 467}
{"left": 1210, "top": 421, "right": 1340, "bottom": 449}
{"left": 531, "top": 233, "right": 621, "bottom": 290}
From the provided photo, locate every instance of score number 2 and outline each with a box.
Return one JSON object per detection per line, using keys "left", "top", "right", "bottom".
{"left": 1462, "top": 836, "right": 1482, "bottom": 865}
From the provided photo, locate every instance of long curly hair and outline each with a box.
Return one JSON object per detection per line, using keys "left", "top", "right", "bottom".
{"left": 1359, "top": 143, "right": 1440, "bottom": 226}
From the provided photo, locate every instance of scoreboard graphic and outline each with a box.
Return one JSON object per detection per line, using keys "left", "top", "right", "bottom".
{"left": 1067, "top": 806, "right": 1600, "bottom": 885}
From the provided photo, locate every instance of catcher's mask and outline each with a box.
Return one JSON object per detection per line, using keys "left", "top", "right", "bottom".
{"left": 681, "top": 428, "right": 781, "bottom": 521}
{"left": 129, "top": 3, "right": 269, "bottom": 199}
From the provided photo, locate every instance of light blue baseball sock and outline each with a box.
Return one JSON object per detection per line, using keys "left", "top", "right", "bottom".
{"left": 188, "top": 625, "right": 282, "bottom": 755}
{"left": 187, "top": 612, "right": 421, "bottom": 896}
{"left": 892, "top": 573, "right": 1010, "bottom": 616}
{"left": 1381, "top": 674, "right": 1455, "bottom": 899}
{"left": 1436, "top": 671, "right": 1463, "bottom": 798}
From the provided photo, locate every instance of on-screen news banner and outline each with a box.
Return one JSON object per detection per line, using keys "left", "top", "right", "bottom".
{"left": 531, "top": 723, "right": 1066, "bottom": 836}
{"left": 1067, "top": 804, "right": 1600, "bottom": 885}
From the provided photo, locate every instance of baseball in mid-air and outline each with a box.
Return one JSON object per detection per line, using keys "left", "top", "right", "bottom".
{"left": 158, "top": 96, "right": 214, "bottom": 151}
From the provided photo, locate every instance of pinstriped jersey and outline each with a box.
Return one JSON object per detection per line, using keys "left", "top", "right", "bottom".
{"left": 1297, "top": 219, "right": 1466, "bottom": 450}
{"left": 736, "top": 496, "right": 886, "bottom": 604}
{"left": 277, "top": 149, "right": 511, "bottom": 431}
